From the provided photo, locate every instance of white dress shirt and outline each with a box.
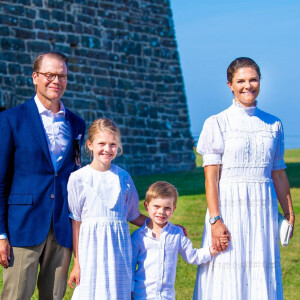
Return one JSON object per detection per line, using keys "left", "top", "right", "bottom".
{"left": 34, "top": 95, "right": 70, "bottom": 171}
{"left": 131, "top": 219, "right": 211, "bottom": 300}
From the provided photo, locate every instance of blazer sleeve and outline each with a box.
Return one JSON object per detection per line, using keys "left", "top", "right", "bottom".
{"left": 131, "top": 231, "right": 140, "bottom": 292}
{"left": 0, "top": 112, "right": 14, "bottom": 235}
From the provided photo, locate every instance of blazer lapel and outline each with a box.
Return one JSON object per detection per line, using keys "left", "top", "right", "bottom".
{"left": 23, "top": 97, "right": 54, "bottom": 170}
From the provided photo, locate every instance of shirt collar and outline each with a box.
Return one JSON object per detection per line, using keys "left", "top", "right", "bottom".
{"left": 34, "top": 95, "right": 66, "bottom": 116}
{"left": 142, "top": 218, "right": 171, "bottom": 235}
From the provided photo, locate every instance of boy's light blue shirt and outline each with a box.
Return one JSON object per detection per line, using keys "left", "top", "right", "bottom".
{"left": 131, "top": 219, "right": 211, "bottom": 300}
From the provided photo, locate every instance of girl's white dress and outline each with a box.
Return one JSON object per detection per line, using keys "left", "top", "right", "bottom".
{"left": 67, "top": 164, "right": 140, "bottom": 300}
{"left": 193, "top": 101, "right": 285, "bottom": 300}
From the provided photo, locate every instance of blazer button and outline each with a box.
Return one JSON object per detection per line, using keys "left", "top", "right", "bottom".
{"left": 51, "top": 194, "right": 55, "bottom": 199}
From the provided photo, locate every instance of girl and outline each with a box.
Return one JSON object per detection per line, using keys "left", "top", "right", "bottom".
{"left": 67, "top": 118, "right": 146, "bottom": 299}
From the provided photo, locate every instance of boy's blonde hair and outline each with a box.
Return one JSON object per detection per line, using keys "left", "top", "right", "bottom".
{"left": 85, "top": 118, "right": 123, "bottom": 157}
{"left": 145, "top": 181, "right": 178, "bottom": 206}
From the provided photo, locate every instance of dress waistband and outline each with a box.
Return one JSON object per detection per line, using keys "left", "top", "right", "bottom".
{"left": 220, "top": 167, "right": 272, "bottom": 181}
{"left": 81, "top": 217, "right": 127, "bottom": 223}
{"left": 220, "top": 176, "right": 273, "bottom": 183}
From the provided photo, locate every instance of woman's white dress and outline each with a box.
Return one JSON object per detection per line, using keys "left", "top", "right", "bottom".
{"left": 193, "top": 101, "right": 285, "bottom": 300}
{"left": 67, "top": 164, "right": 140, "bottom": 300}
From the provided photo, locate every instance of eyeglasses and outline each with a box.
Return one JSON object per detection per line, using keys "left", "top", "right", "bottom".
{"left": 37, "top": 72, "right": 68, "bottom": 82}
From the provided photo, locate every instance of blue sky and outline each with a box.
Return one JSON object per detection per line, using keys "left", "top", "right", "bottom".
{"left": 171, "top": 0, "right": 300, "bottom": 149}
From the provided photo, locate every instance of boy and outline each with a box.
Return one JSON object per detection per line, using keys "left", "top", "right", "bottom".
{"left": 131, "top": 181, "right": 221, "bottom": 300}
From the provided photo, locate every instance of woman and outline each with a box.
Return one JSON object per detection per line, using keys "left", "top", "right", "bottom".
{"left": 193, "top": 57, "right": 295, "bottom": 299}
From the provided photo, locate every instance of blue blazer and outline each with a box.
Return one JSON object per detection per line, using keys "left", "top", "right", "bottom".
{"left": 0, "top": 97, "right": 85, "bottom": 248}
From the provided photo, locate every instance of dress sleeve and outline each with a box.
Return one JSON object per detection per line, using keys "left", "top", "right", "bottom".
{"left": 197, "top": 116, "right": 224, "bottom": 166}
{"left": 67, "top": 173, "right": 85, "bottom": 221}
{"left": 272, "top": 121, "right": 286, "bottom": 171}
{"left": 125, "top": 175, "right": 141, "bottom": 222}
{"left": 178, "top": 228, "right": 211, "bottom": 265}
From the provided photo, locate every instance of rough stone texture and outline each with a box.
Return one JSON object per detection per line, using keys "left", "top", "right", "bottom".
{"left": 0, "top": 0, "right": 195, "bottom": 175}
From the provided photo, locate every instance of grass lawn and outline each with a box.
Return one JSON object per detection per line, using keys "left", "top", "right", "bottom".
{"left": 1, "top": 150, "right": 299, "bottom": 299}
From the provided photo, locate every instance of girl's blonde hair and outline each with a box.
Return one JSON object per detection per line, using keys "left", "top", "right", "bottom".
{"left": 85, "top": 118, "right": 123, "bottom": 157}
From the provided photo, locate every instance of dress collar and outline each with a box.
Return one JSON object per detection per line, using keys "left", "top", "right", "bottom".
{"left": 232, "top": 99, "right": 258, "bottom": 116}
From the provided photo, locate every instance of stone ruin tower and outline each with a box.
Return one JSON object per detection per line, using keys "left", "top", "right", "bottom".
{"left": 0, "top": 0, "right": 195, "bottom": 175}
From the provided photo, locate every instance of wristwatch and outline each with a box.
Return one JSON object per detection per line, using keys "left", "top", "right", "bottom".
{"left": 209, "top": 215, "right": 221, "bottom": 225}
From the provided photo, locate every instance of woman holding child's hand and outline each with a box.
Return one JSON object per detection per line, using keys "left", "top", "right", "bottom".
{"left": 193, "top": 57, "right": 294, "bottom": 300}
{"left": 204, "top": 164, "right": 230, "bottom": 252}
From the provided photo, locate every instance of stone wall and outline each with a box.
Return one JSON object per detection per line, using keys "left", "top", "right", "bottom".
{"left": 0, "top": 0, "right": 195, "bottom": 175}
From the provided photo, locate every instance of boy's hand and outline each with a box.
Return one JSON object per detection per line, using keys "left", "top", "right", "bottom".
{"left": 68, "top": 261, "right": 80, "bottom": 288}
{"left": 211, "top": 221, "right": 230, "bottom": 251}
{"left": 209, "top": 246, "right": 219, "bottom": 256}
{"left": 209, "top": 237, "right": 229, "bottom": 256}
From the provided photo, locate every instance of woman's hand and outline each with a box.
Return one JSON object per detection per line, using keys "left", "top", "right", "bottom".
{"left": 68, "top": 259, "right": 80, "bottom": 288}
{"left": 286, "top": 212, "right": 295, "bottom": 237}
{"left": 203, "top": 165, "right": 230, "bottom": 251}
{"left": 211, "top": 220, "right": 230, "bottom": 252}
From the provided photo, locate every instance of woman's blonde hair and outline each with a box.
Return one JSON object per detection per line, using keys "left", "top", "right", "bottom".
{"left": 85, "top": 118, "right": 123, "bottom": 157}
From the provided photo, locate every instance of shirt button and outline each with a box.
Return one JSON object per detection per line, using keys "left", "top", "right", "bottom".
{"left": 51, "top": 194, "right": 55, "bottom": 199}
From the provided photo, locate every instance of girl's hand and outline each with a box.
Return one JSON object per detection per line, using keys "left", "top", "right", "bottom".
{"left": 68, "top": 262, "right": 80, "bottom": 288}
{"left": 211, "top": 220, "right": 230, "bottom": 252}
{"left": 176, "top": 224, "right": 188, "bottom": 237}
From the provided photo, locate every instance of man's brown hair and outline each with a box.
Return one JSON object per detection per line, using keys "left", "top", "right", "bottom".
{"left": 33, "top": 52, "right": 68, "bottom": 72}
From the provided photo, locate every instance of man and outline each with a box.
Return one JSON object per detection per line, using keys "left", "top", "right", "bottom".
{"left": 0, "top": 52, "right": 85, "bottom": 299}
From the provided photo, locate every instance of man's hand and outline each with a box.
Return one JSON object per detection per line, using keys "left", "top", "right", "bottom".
{"left": 211, "top": 220, "right": 230, "bottom": 252}
{"left": 0, "top": 239, "right": 11, "bottom": 268}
